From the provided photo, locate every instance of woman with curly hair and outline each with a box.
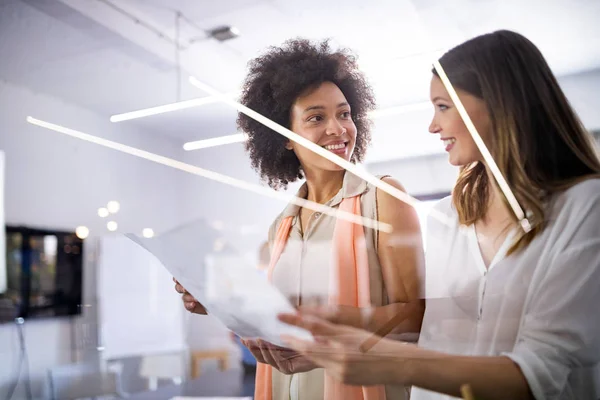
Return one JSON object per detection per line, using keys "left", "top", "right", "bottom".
{"left": 175, "top": 38, "right": 425, "bottom": 400}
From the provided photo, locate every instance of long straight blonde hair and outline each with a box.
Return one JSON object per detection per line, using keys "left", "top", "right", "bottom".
{"left": 434, "top": 30, "right": 600, "bottom": 254}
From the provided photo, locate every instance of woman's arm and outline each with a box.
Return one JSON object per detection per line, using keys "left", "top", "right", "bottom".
{"left": 305, "top": 177, "right": 425, "bottom": 334}
{"left": 371, "top": 177, "right": 425, "bottom": 335}
{"left": 279, "top": 314, "right": 533, "bottom": 400}
{"left": 404, "top": 352, "right": 533, "bottom": 400}
{"left": 282, "top": 237, "right": 600, "bottom": 400}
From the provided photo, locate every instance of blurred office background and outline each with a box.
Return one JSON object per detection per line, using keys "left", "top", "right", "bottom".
{"left": 1, "top": 0, "right": 599, "bottom": 398}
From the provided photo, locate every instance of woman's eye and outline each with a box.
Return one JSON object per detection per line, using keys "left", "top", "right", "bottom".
{"left": 307, "top": 115, "right": 323, "bottom": 122}
{"left": 340, "top": 111, "right": 352, "bottom": 119}
{"left": 437, "top": 104, "right": 449, "bottom": 111}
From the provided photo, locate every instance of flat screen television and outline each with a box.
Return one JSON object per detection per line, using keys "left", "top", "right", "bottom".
{"left": 0, "top": 226, "right": 83, "bottom": 323}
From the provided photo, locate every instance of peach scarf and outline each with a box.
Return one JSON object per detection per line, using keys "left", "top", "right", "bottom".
{"left": 254, "top": 195, "right": 386, "bottom": 400}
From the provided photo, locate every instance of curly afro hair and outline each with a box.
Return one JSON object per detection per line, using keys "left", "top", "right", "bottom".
{"left": 237, "top": 38, "right": 376, "bottom": 190}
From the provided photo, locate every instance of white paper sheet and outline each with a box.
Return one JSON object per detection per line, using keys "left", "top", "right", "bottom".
{"left": 97, "top": 235, "right": 187, "bottom": 360}
{"left": 125, "top": 219, "right": 312, "bottom": 346}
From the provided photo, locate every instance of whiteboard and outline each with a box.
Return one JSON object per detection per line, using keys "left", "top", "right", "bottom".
{"left": 0, "top": 151, "right": 5, "bottom": 294}
{"left": 97, "top": 235, "right": 186, "bottom": 360}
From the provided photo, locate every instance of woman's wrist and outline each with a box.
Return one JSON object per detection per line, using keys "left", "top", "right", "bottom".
{"left": 383, "top": 341, "right": 422, "bottom": 386}
{"left": 399, "top": 349, "right": 418, "bottom": 386}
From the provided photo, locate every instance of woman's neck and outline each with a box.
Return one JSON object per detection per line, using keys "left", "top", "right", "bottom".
{"left": 304, "top": 169, "right": 345, "bottom": 204}
{"left": 480, "top": 167, "right": 514, "bottom": 228}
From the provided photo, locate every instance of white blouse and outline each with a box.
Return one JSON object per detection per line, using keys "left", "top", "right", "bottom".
{"left": 412, "top": 179, "right": 600, "bottom": 400}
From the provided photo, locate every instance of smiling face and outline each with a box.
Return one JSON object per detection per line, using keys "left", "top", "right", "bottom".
{"left": 428, "top": 75, "right": 492, "bottom": 166}
{"left": 287, "top": 81, "right": 357, "bottom": 173}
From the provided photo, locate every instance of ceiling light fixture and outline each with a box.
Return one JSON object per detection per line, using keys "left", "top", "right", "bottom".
{"left": 208, "top": 26, "right": 240, "bottom": 42}
{"left": 98, "top": 207, "right": 109, "bottom": 218}
{"left": 142, "top": 228, "right": 154, "bottom": 238}
{"left": 107, "top": 201, "right": 120, "bottom": 214}
{"left": 213, "top": 238, "right": 227, "bottom": 251}
{"left": 110, "top": 97, "right": 219, "bottom": 122}
{"left": 107, "top": 221, "right": 118, "bottom": 232}
{"left": 110, "top": 92, "right": 240, "bottom": 123}
{"left": 183, "top": 133, "right": 246, "bottom": 151}
{"left": 75, "top": 226, "right": 89, "bottom": 239}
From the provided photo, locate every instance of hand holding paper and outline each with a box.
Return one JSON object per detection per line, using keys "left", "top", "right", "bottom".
{"left": 173, "top": 277, "right": 207, "bottom": 315}
{"left": 125, "top": 219, "right": 312, "bottom": 346}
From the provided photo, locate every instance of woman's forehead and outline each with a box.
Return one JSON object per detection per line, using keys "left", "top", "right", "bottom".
{"left": 293, "top": 82, "right": 348, "bottom": 109}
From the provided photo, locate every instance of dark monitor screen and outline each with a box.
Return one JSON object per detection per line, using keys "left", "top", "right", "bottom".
{"left": 1, "top": 226, "right": 83, "bottom": 323}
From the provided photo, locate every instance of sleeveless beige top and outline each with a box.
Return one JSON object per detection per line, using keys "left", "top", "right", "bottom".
{"left": 267, "top": 172, "right": 408, "bottom": 400}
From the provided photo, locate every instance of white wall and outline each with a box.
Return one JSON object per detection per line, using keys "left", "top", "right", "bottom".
{"left": 559, "top": 68, "right": 600, "bottom": 131}
{"left": 180, "top": 145, "right": 295, "bottom": 255}
{"left": 367, "top": 154, "right": 457, "bottom": 197}
{"left": 0, "top": 79, "right": 187, "bottom": 398}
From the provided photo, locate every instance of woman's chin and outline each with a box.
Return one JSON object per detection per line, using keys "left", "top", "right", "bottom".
{"left": 447, "top": 152, "right": 467, "bottom": 167}
{"left": 448, "top": 157, "right": 462, "bottom": 167}
{"left": 316, "top": 159, "right": 351, "bottom": 171}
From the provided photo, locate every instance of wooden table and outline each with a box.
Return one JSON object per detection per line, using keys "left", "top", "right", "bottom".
{"left": 190, "top": 350, "right": 230, "bottom": 378}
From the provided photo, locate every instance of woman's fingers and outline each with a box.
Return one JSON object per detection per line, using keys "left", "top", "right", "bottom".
{"left": 264, "top": 342, "right": 299, "bottom": 361}
{"left": 281, "top": 333, "right": 341, "bottom": 356}
{"left": 174, "top": 282, "right": 186, "bottom": 294}
{"left": 257, "top": 340, "right": 286, "bottom": 370}
{"left": 181, "top": 291, "right": 200, "bottom": 312}
{"left": 296, "top": 304, "right": 331, "bottom": 319}
{"left": 280, "top": 334, "right": 313, "bottom": 354}
{"left": 192, "top": 302, "right": 207, "bottom": 314}
{"left": 247, "top": 339, "right": 297, "bottom": 373}
{"left": 280, "top": 334, "right": 345, "bottom": 373}
{"left": 172, "top": 277, "right": 207, "bottom": 314}
{"left": 278, "top": 313, "right": 340, "bottom": 338}
{"left": 280, "top": 313, "right": 372, "bottom": 349}
{"left": 241, "top": 339, "right": 267, "bottom": 363}
{"left": 182, "top": 293, "right": 196, "bottom": 302}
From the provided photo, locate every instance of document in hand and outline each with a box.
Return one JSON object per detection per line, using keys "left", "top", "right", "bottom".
{"left": 125, "top": 219, "right": 312, "bottom": 347}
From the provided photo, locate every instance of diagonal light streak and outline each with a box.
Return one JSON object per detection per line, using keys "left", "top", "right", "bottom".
{"left": 183, "top": 133, "right": 246, "bottom": 151}
{"left": 110, "top": 97, "right": 219, "bottom": 122}
{"left": 26, "top": 116, "right": 391, "bottom": 233}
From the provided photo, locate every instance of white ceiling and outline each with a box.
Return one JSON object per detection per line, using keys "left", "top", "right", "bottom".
{"left": 1, "top": 0, "right": 600, "bottom": 162}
